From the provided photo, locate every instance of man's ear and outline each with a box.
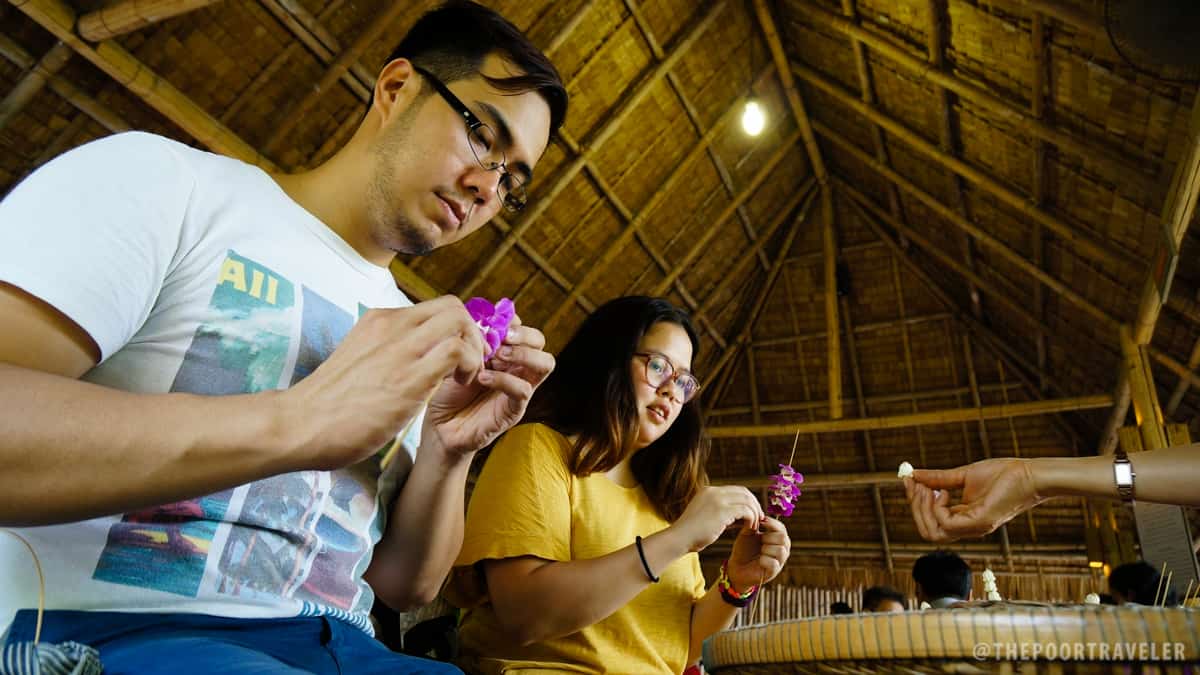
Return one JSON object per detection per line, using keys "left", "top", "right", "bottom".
{"left": 373, "top": 58, "right": 420, "bottom": 123}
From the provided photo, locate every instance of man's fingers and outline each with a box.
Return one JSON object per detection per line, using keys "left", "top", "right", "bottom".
{"left": 491, "top": 345, "right": 554, "bottom": 383}
{"left": 476, "top": 369, "right": 534, "bottom": 403}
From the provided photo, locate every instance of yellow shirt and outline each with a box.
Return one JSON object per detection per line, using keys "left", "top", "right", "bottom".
{"left": 454, "top": 423, "right": 706, "bottom": 675}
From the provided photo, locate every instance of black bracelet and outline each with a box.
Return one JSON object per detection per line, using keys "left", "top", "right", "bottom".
{"left": 634, "top": 535, "right": 659, "bottom": 583}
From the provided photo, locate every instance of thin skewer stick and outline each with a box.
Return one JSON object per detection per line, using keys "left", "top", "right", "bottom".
{"left": 380, "top": 389, "right": 437, "bottom": 470}
{"left": 1161, "top": 571, "right": 1174, "bottom": 606}
{"left": 1153, "top": 561, "right": 1168, "bottom": 606}
{"left": 787, "top": 429, "right": 800, "bottom": 467}
{"left": 1181, "top": 579, "right": 1194, "bottom": 608}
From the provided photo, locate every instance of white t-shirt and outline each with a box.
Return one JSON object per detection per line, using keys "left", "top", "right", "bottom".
{"left": 0, "top": 132, "right": 423, "bottom": 636}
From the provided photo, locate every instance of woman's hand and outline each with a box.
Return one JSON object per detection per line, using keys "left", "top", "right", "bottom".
{"left": 669, "top": 485, "right": 764, "bottom": 553}
{"left": 726, "top": 516, "right": 790, "bottom": 589}
{"left": 905, "top": 458, "right": 1045, "bottom": 542}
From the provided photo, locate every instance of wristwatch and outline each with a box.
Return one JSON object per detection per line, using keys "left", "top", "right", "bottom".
{"left": 1112, "top": 448, "right": 1136, "bottom": 502}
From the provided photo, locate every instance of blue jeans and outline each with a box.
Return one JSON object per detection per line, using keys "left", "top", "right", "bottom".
{"left": 3, "top": 609, "right": 462, "bottom": 674}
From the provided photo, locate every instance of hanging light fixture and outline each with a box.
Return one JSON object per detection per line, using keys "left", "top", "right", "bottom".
{"left": 742, "top": 99, "right": 765, "bottom": 136}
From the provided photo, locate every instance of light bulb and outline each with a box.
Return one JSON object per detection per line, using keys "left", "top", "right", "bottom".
{"left": 742, "top": 100, "right": 765, "bottom": 136}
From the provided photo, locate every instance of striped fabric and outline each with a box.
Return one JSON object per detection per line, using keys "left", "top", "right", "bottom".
{"left": 0, "top": 641, "right": 101, "bottom": 675}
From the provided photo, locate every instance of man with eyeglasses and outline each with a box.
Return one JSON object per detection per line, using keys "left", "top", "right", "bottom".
{"left": 0, "top": 2, "right": 565, "bottom": 673}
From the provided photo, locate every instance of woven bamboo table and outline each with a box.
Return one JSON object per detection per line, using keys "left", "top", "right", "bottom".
{"left": 704, "top": 603, "right": 1200, "bottom": 673}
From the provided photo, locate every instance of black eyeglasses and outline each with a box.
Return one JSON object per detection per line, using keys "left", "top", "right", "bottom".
{"left": 634, "top": 352, "right": 701, "bottom": 403}
{"left": 412, "top": 66, "right": 527, "bottom": 213}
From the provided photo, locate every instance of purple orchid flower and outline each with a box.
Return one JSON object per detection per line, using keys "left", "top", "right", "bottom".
{"left": 766, "top": 463, "right": 803, "bottom": 518}
{"left": 465, "top": 297, "right": 515, "bottom": 360}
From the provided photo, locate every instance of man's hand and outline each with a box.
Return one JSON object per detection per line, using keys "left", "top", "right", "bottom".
{"left": 282, "top": 296, "right": 489, "bottom": 470}
{"left": 422, "top": 312, "right": 554, "bottom": 457}
{"left": 904, "top": 458, "right": 1045, "bottom": 542}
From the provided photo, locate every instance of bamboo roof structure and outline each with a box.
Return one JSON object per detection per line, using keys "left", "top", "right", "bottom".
{"left": 2, "top": 0, "right": 1197, "bottom": 597}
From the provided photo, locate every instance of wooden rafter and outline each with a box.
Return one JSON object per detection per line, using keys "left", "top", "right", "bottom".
{"left": 818, "top": 125, "right": 1121, "bottom": 331}
{"left": 753, "top": 0, "right": 840, "bottom": 420}
{"left": 707, "top": 394, "right": 1111, "bottom": 438}
{"left": 780, "top": 262, "right": 836, "bottom": 539}
{"left": 692, "top": 185, "right": 815, "bottom": 325}
{"left": 8, "top": 0, "right": 274, "bottom": 169}
{"left": 1098, "top": 92, "right": 1200, "bottom": 453}
{"left": 622, "top": 0, "right": 769, "bottom": 272}
{"left": 798, "top": 0, "right": 1160, "bottom": 188}
{"left": 457, "top": 1, "right": 728, "bottom": 297}
{"left": 0, "top": 34, "right": 128, "bottom": 134}
{"left": 793, "top": 60, "right": 1137, "bottom": 271}
{"left": 649, "top": 132, "right": 804, "bottom": 297}
{"left": 0, "top": 41, "right": 71, "bottom": 131}
{"left": 841, "top": 180, "right": 1052, "bottom": 337}
{"left": 840, "top": 293, "right": 894, "bottom": 572}
{"left": 926, "top": 0, "right": 985, "bottom": 323}
{"left": 849, "top": 193, "right": 1093, "bottom": 450}
{"left": 1030, "top": 10, "right": 1051, "bottom": 393}
{"left": 890, "top": 257, "right": 929, "bottom": 467}
{"left": 962, "top": 333, "right": 1015, "bottom": 569}
{"left": 709, "top": 381, "right": 1022, "bottom": 418}
{"left": 262, "top": 2, "right": 409, "bottom": 154}
{"left": 76, "top": 0, "right": 223, "bottom": 42}
{"left": 257, "top": 0, "right": 373, "bottom": 102}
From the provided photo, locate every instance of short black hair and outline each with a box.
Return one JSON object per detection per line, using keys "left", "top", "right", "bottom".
{"left": 381, "top": 0, "right": 567, "bottom": 135}
{"left": 1109, "top": 561, "right": 1177, "bottom": 605}
{"left": 829, "top": 601, "right": 854, "bottom": 615}
{"left": 912, "top": 550, "right": 972, "bottom": 600}
{"left": 862, "top": 585, "right": 906, "bottom": 611}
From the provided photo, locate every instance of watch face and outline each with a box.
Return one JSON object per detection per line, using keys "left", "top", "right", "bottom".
{"left": 1114, "top": 463, "right": 1134, "bottom": 484}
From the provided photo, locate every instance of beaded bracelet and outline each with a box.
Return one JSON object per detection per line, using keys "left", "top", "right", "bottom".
{"left": 717, "top": 559, "right": 758, "bottom": 608}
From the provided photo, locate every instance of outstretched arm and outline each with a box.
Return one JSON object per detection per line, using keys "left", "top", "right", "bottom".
{"left": 905, "top": 446, "right": 1200, "bottom": 542}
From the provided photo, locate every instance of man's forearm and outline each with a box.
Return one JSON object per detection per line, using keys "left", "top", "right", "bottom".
{"left": 365, "top": 444, "right": 474, "bottom": 610}
{"left": 0, "top": 364, "right": 298, "bottom": 526}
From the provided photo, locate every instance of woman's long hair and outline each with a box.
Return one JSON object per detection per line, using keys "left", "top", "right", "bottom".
{"left": 524, "top": 296, "right": 709, "bottom": 521}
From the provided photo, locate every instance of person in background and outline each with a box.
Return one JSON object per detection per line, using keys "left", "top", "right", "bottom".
{"left": 1108, "top": 561, "right": 1179, "bottom": 606}
{"left": 829, "top": 601, "right": 854, "bottom": 615}
{"left": 912, "top": 550, "right": 972, "bottom": 608}
{"left": 862, "top": 585, "right": 906, "bottom": 613}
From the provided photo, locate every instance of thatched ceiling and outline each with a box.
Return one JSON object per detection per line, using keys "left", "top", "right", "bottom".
{"left": 2, "top": 0, "right": 1198, "bottom": 591}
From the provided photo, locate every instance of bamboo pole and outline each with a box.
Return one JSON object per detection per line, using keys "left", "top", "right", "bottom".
{"left": 792, "top": 60, "right": 1135, "bottom": 271}
{"left": 891, "top": 256, "right": 928, "bottom": 467}
{"left": 1164, "top": 337, "right": 1200, "bottom": 416}
{"left": 750, "top": 312, "right": 952, "bottom": 349}
{"left": 926, "top": 0, "right": 985, "bottom": 323}
{"left": 707, "top": 394, "right": 1111, "bottom": 438}
{"left": 457, "top": 2, "right": 727, "bottom": 297}
{"left": 650, "top": 132, "right": 805, "bottom": 296}
{"left": 693, "top": 186, "right": 814, "bottom": 322}
{"left": 797, "top": 0, "right": 1159, "bottom": 184}
{"left": 1152, "top": 347, "right": 1200, "bottom": 391}
{"left": 0, "top": 41, "right": 71, "bottom": 131}
{"left": 1031, "top": 10, "right": 1051, "bottom": 393}
{"left": 964, "top": 333, "right": 1015, "bottom": 569}
{"left": 387, "top": 260, "right": 441, "bottom": 302}
{"left": 781, "top": 266, "right": 837, "bottom": 539}
{"left": 819, "top": 128, "right": 1122, "bottom": 332}
{"left": 822, "top": 188, "right": 842, "bottom": 419}
{"left": 1121, "top": 325, "right": 1169, "bottom": 451}
{"left": 9, "top": 0, "right": 275, "bottom": 170}
{"left": 840, "top": 294, "right": 893, "bottom": 571}
{"left": 256, "top": 0, "right": 372, "bottom": 101}
{"left": 623, "top": 0, "right": 770, "bottom": 272}
{"left": 709, "top": 382, "right": 1021, "bottom": 417}
{"left": 753, "top": 0, "right": 827, "bottom": 182}
{"left": 542, "top": 77, "right": 780, "bottom": 335}
{"left": 842, "top": 179, "right": 1051, "bottom": 336}
{"left": 77, "top": 0, "right": 223, "bottom": 42}
{"left": 0, "top": 34, "right": 128, "bottom": 134}
{"left": 1097, "top": 92, "right": 1200, "bottom": 453}
{"left": 262, "top": 2, "right": 408, "bottom": 154}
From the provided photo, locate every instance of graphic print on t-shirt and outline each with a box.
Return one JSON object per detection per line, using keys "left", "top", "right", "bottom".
{"left": 93, "top": 250, "right": 379, "bottom": 616}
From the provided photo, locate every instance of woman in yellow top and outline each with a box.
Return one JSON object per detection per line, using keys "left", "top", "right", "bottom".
{"left": 450, "top": 296, "right": 792, "bottom": 674}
